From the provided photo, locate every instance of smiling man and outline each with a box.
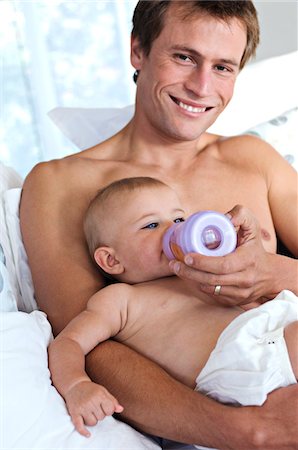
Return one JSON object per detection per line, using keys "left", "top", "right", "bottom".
{"left": 132, "top": 7, "right": 246, "bottom": 141}
{"left": 20, "top": 1, "right": 298, "bottom": 449}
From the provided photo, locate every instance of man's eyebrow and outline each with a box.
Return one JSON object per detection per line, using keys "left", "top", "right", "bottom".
{"left": 172, "top": 45, "right": 240, "bottom": 67}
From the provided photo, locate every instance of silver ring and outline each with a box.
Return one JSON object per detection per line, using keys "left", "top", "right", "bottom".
{"left": 214, "top": 285, "right": 222, "bottom": 296}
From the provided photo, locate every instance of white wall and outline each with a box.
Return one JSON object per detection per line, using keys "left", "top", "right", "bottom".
{"left": 254, "top": 1, "right": 298, "bottom": 61}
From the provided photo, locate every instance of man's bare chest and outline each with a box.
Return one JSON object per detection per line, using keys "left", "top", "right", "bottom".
{"left": 68, "top": 155, "right": 276, "bottom": 251}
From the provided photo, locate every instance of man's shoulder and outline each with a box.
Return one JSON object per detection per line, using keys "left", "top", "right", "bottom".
{"left": 23, "top": 148, "right": 113, "bottom": 191}
{"left": 203, "top": 132, "right": 263, "bottom": 152}
{"left": 215, "top": 132, "right": 257, "bottom": 147}
{"left": 215, "top": 133, "right": 278, "bottom": 162}
{"left": 25, "top": 154, "right": 80, "bottom": 177}
{"left": 217, "top": 132, "right": 272, "bottom": 151}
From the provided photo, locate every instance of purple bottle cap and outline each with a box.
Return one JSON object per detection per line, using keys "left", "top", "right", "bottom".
{"left": 182, "top": 211, "right": 236, "bottom": 256}
{"left": 162, "top": 211, "right": 237, "bottom": 260}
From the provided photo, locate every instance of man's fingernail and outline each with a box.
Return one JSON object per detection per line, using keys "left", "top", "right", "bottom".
{"left": 185, "top": 256, "right": 193, "bottom": 265}
{"left": 169, "top": 261, "right": 181, "bottom": 273}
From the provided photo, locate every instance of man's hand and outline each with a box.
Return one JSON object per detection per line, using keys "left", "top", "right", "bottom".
{"left": 64, "top": 380, "right": 124, "bottom": 437}
{"left": 246, "top": 384, "right": 298, "bottom": 450}
{"left": 169, "top": 205, "right": 277, "bottom": 306}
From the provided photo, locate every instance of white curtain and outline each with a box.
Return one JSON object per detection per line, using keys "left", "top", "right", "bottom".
{"left": 1, "top": 0, "right": 137, "bottom": 177}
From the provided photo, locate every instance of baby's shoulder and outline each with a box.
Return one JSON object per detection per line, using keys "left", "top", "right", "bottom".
{"left": 88, "top": 282, "right": 135, "bottom": 308}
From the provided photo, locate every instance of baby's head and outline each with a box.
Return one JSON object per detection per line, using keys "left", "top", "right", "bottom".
{"left": 84, "top": 176, "right": 185, "bottom": 284}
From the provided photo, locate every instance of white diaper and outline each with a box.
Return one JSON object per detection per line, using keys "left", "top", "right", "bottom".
{"left": 195, "top": 290, "right": 298, "bottom": 406}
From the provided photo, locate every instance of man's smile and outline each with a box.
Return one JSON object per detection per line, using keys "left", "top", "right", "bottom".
{"left": 170, "top": 95, "right": 213, "bottom": 113}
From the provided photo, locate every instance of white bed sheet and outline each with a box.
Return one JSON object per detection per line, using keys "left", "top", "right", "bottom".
{"left": 0, "top": 166, "right": 162, "bottom": 450}
{"left": 0, "top": 165, "right": 197, "bottom": 450}
{"left": 1, "top": 310, "right": 161, "bottom": 450}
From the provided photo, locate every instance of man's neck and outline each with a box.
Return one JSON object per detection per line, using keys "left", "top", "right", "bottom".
{"left": 121, "top": 116, "right": 214, "bottom": 171}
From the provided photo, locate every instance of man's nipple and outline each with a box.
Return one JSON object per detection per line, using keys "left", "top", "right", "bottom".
{"left": 261, "top": 228, "right": 271, "bottom": 241}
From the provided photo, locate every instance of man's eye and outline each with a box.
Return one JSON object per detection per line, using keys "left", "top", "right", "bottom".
{"left": 142, "top": 222, "right": 159, "bottom": 229}
{"left": 174, "top": 217, "right": 185, "bottom": 223}
{"left": 215, "top": 65, "right": 229, "bottom": 72}
{"left": 176, "top": 54, "right": 192, "bottom": 63}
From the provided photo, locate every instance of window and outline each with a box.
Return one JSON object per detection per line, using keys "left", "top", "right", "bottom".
{"left": 1, "top": 0, "right": 137, "bottom": 177}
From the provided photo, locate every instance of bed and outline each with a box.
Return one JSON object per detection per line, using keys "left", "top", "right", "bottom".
{"left": 1, "top": 51, "right": 297, "bottom": 450}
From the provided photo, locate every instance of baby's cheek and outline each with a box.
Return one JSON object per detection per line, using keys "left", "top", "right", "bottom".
{"left": 137, "top": 247, "right": 162, "bottom": 272}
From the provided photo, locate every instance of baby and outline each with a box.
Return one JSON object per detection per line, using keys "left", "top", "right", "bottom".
{"left": 48, "top": 176, "right": 298, "bottom": 439}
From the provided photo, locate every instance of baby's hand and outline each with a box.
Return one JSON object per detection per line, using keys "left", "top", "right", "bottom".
{"left": 64, "top": 380, "right": 124, "bottom": 437}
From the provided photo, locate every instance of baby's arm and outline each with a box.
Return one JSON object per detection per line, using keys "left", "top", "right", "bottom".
{"left": 48, "top": 283, "right": 129, "bottom": 436}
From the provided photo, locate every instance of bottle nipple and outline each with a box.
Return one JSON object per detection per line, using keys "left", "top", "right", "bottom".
{"left": 201, "top": 225, "right": 222, "bottom": 250}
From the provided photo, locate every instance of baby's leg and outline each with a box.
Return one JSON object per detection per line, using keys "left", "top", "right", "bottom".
{"left": 284, "top": 321, "right": 298, "bottom": 380}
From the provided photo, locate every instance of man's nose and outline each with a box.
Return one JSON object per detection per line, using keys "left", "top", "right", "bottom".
{"left": 184, "top": 64, "right": 213, "bottom": 98}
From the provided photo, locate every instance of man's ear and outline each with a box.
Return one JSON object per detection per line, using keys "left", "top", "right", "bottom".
{"left": 130, "top": 35, "right": 143, "bottom": 70}
{"left": 94, "top": 247, "right": 124, "bottom": 276}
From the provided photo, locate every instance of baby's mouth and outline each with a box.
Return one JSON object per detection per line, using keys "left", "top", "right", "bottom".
{"left": 170, "top": 96, "right": 213, "bottom": 113}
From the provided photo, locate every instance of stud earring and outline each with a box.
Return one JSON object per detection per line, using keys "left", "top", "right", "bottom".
{"left": 133, "top": 70, "right": 139, "bottom": 84}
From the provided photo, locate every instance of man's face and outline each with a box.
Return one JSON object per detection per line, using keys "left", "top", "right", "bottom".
{"left": 131, "top": 6, "right": 247, "bottom": 142}
{"left": 106, "top": 185, "right": 185, "bottom": 284}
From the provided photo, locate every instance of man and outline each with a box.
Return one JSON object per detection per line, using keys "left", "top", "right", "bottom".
{"left": 20, "top": 1, "right": 298, "bottom": 449}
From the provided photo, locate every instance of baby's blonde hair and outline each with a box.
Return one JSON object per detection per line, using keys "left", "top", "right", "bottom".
{"left": 84, "top": 176, "right": 168, "bottom": 259}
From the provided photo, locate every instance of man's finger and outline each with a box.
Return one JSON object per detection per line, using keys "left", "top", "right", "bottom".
{"left": 170, "top": 259, "right": 250, "bottom": 287}
{"left": 182, "top": 251, "right": 249, "bottom": 275}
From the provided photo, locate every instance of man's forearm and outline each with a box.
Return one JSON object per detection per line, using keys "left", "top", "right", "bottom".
{"left": 85, "top": 340, "right": 269, "bottom": 450}
{"left": 270, "top": 253, "right": 298, "bottom": 297}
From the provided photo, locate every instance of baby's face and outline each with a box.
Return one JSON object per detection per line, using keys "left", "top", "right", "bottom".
{"left": 108, "top": 185, "right": 185, "bottom": 283}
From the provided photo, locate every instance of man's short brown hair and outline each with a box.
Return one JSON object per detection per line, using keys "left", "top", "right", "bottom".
{"left": 132, "top": 0, "right": 260, "bottom": 70}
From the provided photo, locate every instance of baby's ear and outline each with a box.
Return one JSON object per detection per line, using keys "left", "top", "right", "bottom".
{"left": 94, "top": 247, "right": 124, "bottom": 276}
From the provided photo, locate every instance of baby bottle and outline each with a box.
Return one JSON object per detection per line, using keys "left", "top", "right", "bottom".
{"left": 163, "top": 211, "right": 237, "bottom": 260}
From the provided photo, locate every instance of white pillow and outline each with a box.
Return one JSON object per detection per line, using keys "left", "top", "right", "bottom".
{"left": 0, "top": 163, "right": 23, "bottom": 310}
{"left": 0, "top": 162, "right": 23, "bottom": 195}
{"left": 1, "top": 309, "right": 162, "bottom": 450}
{"left": 244, "top": 107, "right": 298, "bottom": 171}
{"left": 48, "top": 105, "right": 134, "bottom": 151}
{"left": 208, "top": 51, "right": 298, "bottom": 135}
{"left": 0, "top": 247, "right": 18, "bottom": 312}
{"left": 2, "top": 188, "right": 38, "bottom": 312}
{"left": 48, "top": 51, "right": 298, "bottom": 149}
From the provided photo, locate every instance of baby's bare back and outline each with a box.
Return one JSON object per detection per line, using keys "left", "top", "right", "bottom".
{"left": 116, "top": 277, "right": 242, "bottom": 388}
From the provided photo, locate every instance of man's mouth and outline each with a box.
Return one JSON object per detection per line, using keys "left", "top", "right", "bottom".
{"left": 170, "top": 96, "right": 212, "bottom": 113}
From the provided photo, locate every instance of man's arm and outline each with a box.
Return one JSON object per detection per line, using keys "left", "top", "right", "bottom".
{"left": 87, "top": 340, "right": 298, "bottom": 450}
{"left": 20, "top": 160, "right": 298, "bottom": 449}
{"left": 170, "top": 204, "right": 297, "bottom": 306}
{"left": 171, "top": 140, "right": 298, "bottom": 305}
{"left": 20, "top": 161, "right": 105, "bottom": 335}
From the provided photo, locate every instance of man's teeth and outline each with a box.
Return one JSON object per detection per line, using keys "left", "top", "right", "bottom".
{"left": 178, "top": 101, "right": 206, "bottom": 113}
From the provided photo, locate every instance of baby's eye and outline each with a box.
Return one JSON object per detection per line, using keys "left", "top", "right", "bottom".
{"left": 142, "top": 222, "right": 159, "bottom": 229}
{"left": 174, "top": 217, "right": 185, "bottom": 223}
